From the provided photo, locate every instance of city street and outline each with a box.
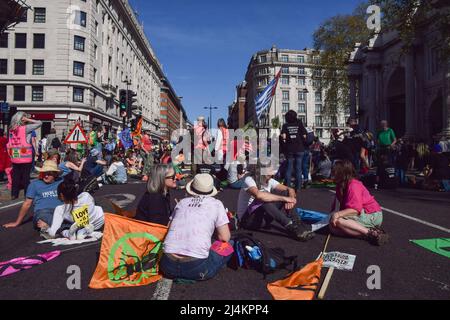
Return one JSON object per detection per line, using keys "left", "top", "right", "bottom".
{"left": 1, "top": 181, "right": 449, "bottom": 300}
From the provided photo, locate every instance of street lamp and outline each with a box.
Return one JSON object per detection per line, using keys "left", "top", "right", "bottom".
{"left": 204, "top": 105, "right": 218, "bottom": 130}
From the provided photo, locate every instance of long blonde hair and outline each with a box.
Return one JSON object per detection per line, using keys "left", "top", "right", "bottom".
{"left": 416, "top": 143, "right": 430, "bottom": 159}
{"left": 9, "top": 111, "right": 26, "bottom": 131}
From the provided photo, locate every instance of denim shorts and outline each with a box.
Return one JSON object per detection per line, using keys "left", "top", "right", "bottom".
{"left": 33, "top": 208, "right": 55, "bottom": 229}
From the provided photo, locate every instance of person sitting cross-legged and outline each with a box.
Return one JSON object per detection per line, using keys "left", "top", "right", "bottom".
{"left": 236, "top": 163, "right": 314, "bottom": 242}
{"left": 159, "top": 174, "right": 232, "bottom": 281}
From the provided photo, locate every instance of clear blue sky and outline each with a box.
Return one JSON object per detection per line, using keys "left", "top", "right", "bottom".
{"left": 129, "top": 0, "right": 364, "bottom": 124}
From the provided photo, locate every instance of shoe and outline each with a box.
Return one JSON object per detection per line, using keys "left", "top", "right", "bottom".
{"left": 286, "top": 221, "right": 315, "bottom": 242}
{"left": 366, "top": 228, "right": 389, "bottom": 246}
{"left": 40, "top": 231, "right": 54, "bottom": 240}
{"left": 68, "top": 223, "right": 79, "bottom": 241}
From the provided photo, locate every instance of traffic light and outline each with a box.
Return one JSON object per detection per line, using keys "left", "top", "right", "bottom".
{"left": 119, "top": 89, "right": 127, "bottom": 118}
{"left": 127, "top": 90, "right": 137, "bottom": 118}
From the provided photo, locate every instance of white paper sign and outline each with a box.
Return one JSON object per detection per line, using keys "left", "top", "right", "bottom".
{"left": 322, "top": 251, "right": 356, "bottom": 271}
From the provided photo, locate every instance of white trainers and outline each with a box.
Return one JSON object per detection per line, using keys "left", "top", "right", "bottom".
{"left": 68, "top": 223, "right": 79, "bottom": 241}
{"left": 76, "top": 224, "right": 95, "bottom": 240}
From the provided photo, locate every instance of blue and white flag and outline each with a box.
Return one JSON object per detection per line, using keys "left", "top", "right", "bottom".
{"left": 255, "top": 70, "right": 281, "bottom": 121}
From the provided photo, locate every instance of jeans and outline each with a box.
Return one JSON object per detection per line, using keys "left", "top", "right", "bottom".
{"left": 396, "top": 169, "right": 406, "bottom": 186}
{"left": 241, "top": 201, "right": 291, "bottom": 230}
{"left": 89, "top": 165, "right": 104, "bottom": 177}
{"left": 33, "top": 208, "right": 55, "bottom": 229}
{"left": 302, "top": 151, "right": 311, "bottom": 182}
{"left": 442, "top": 180, "right": 450, "bottom": 192}
{"left": 160, "top": 246, "right": 233, "bottom": 281}
{"left": 229, "top": 179, "right": 245, "bottom": 189}
{"left": 285, "top": 152, "right": 304, "bottom": 189}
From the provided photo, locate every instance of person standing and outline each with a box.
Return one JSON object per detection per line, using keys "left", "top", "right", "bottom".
{"left": 7, "top": 112, "right": 42, "bottom": 200}
{"left": 281, "top": 110, "right": 307, "bottom": 190}
{"left": 193, "top": 116, "right": 210, "bottom": 173}
{"left": 377, "top": 120, "right": 397, "bottom": 164}
{"left": 215, "top": 118, "right": 229, "bottom": 164}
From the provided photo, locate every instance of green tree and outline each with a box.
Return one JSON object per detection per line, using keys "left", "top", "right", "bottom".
{"left": 312, "top": 3, "right": 372, "bottom": 118}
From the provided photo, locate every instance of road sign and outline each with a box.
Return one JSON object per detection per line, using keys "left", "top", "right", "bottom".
{"left": 64, "top": 123, "right": 88, "bottom": 144}
{"left": 322, "top": 252, "right": 356, "bottom": 271}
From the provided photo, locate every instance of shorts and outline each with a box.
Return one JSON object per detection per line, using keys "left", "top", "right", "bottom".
{"left": 344, "top": 210, "right": 383, "bottom": 229}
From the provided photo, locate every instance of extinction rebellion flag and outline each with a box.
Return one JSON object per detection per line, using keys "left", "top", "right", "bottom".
{"left": 89, "top": 214, "right": 168, "bottom": 289}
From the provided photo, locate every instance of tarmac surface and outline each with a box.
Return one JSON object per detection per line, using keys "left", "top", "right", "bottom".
{"left": 0, "top": 180, "right": 449, "bottom": 300}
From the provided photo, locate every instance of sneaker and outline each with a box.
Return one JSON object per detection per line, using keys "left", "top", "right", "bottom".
{"left": 68, "top": 223, "right": 79, "bottom": 241}
{"left": 77, "top": 224, "right": 95, "bottom": 240}
{"left": 286, "top": 221, "right": 315, "bottom": 242}
{"left": 366, "top": 228, "right": 389, "bottom": 246}
{"left": 40, "top": 231, "right": 54, "bottom": 240}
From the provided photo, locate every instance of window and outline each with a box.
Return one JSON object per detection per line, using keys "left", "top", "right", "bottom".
{"left": 0, "top": 59, "right": 7, "bottom": 74}
{"left": 33, "top": 34, "right": 45, "bottom": 48}
{"left": 298, "top": 103, "right": 306, "bottom": 113}
{"left": 331, "top": 116, "right": 338, "bottom": 127}
{"left": 315, "top": 104, "right": 323, "bottom": 113}
{"left": 316, "top": 129, "right": 323, "bottom": 138}
{"left": 34, "top": 8, "right": 46, "bottom": 23}
{"left": 298, "top": 67, "right": 305, "bottom": 75}
{"left": 315, "top": 92, "right": 322, "bottom": 102}
{"left": 95, "top": 21, "right": 99, "bottom": 36}
{"left": 14, "top": 86, "right": 25, "bottom": 101}
{"left": 32, "top": 60, "right": 44, "bottom": 75}
{"left": 75, "top": 11, "right": 87, "bottom": 27}
{"left": 298, "top": 91, "right": 306, "bottom": 101}
{"left": 14, "top": 59, "right": 26, "bottom": 75}
{"left": 282, "top": 103, "right": 290, "bottom": 113}
{"left": 313, "top": 79, "right": 321, "bottom": 88}
{"left": 259, "top": 55, "right": 267, "bottom": 63}
{"left": 315, "top": 116, "right": 323, "bottom": 126}
{"left": 298, "top": 115, "right": 306, "bottom": 124}
{"left": 297, "top": 55, "right": 305, "bottom": 63}
{"left": 73, "top": 61, "right": 84, "bottom": 77}
{"left": 313, "top": 69, "right": 322, "bottom": 77}
{"left": 281, "top": 67, "right": 289, "bottom": 74}
{"left": 15, "top": 33, "right": 27, "bottom": 48}
{"left": 94, "top": 45, "right": 98, "bottom": 59}
{"left": 73, "top": 87, "right": 84, "bottom": 102}
{"left": 74, "top": 35, "right": 85, "bottom": 51}
{"left": 281, "top": 76, "right": 289, "bottom": 85}
{"left": 282, "top": 91, "right": 290, "bottom": 100}
{"left": 0, "top": 33, "right": 8, "bottom": 48}
{"left": 281, "top": 55, "right": 289, "bottom": 62}
{"left": 0, "top": 85, "right": 6, "bottom": 101}
{"left": 32, "top": 86, "right": 44, "bottom": 101}
{"left": 298, "top": 77, "right": 305, "bottom": 86}
{"left": 313, "top": 56, "right": 320, "bottom": 64}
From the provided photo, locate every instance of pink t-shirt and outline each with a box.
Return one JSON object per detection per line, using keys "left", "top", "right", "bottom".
{"left": 163, "top": 196, "right": 230, "bottom": 259}
{"left": 336, "top": 179, "right": 381, "bottom": 214}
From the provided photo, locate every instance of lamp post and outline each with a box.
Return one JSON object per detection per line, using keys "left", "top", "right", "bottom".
{"left": 204, "top": 105, "right": 218, "bottom": 130}
{"left": 303, "top": 88, "right": 309, "bottom": 126}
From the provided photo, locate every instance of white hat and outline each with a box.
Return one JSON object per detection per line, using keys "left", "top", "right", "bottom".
{"left": 186, "top": 174, "right": 218, "bottom": 197}
{"left": 197, "top": 116, "right": 205, "bottom": 122}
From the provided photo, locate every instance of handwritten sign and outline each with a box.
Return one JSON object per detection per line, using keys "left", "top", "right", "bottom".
{"left": 322, "top": 252, "right": 356, "bottom": 271}
{"left": 71, "top": 205, "right": 90, "bottom": 227}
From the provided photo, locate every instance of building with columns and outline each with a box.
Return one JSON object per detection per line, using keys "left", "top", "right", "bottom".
{"left": 348, "top": 26, "right": 450, "bottom": 142}
{"left": 0, "top": 0, "right": 166, "bottom": 140}
{"left": 243, "top": 46, "right": 348, "bottom": 142}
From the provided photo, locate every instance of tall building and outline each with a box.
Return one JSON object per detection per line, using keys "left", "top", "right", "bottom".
{"left": 244, "top": 46, "right": 348, "bottom": 142}
{"left": 0, "top": 0, "right": 165, "bottom": 140}
{"left": 228, "top": 81, "right": 247, "bottom": 129}
{"left": 160, "top": 77, "right": 188, "bottom": 141}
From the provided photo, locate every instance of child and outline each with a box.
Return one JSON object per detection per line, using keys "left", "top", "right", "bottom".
{"left": 330, "top": 160, "right": 389, "bottom": 246}
{"left": 37, "top": 179, "right": 104, "bottom": 240}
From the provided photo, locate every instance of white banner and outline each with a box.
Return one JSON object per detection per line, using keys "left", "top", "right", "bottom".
{"left": 322, "top": 252, "right": 356, "bottom": 271}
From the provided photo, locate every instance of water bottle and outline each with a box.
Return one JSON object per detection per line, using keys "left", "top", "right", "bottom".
{"left": 246, "top": 245, "right": 262, "bottom": 261}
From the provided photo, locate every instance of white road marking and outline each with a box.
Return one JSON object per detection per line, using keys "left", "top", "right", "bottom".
{"left": 0, "top": 201, "right": 24, "bottom": 211}
{"left": 151, "top": 278, "right": 173, "bottom": 300}
{"left": 329, "top": 190, "right": 450, "bottom": 234}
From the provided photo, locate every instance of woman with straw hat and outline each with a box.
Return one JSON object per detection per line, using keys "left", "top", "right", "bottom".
{"left": 159, "top": 174, "right": 232, "bottom": 281}
{"left": 3, "top": 160, "right": 63, "bottom": 229}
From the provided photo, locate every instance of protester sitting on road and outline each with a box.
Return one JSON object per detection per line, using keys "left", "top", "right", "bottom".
{"left": 7, "top": 112, "right": 43, "bottom": 200}
{"left": 330, "top": 160, "right": 389, "bottom": 246}
{"left": 3, "top": 160, "right": 63, "bottom": 229}
{"left": 83, "top": 148, "right": 106, "bottom": 178}
{"left": 160, "top": 174, "right": 232, "bottom": 281}
{"left": 236, "top": 163, "right": 314, "bottom": 242}
{"left": 126, "top": 150, "right": 140, "bottom": 176}
{"left": 376, "top": 154, "right": 397, "bottom": 189}
{"left": 224, "top": 154, "right": 247, "bottom": 189}
{"left": 59, "top": 149, "right": 86, "bottom": 178}
{"left": 99, "top": 155, "right": 127, "bottom": 185}
{"left": 313, "top": 150, "right": 332, "bottom": 181}
{"left": 424, "top": 144, "right": 450, "bottom": 192}
{"left": 37, "top": 179, "right": 104, "bottom": 239}
{"left": 134, "top": 164, "right": 177, "bottom": 226}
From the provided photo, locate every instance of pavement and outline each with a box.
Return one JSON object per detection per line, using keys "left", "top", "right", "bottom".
{"left": 0, "top": 179, "right": 449, "bottom": 300}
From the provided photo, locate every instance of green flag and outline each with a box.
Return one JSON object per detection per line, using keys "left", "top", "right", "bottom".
{"left": 410, "top": 238, "right": 450, "bottom": 259}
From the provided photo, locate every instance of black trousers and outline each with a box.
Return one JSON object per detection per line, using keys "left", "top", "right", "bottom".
{"left": 11, "top": 163, "right": 32, "bottom": 198}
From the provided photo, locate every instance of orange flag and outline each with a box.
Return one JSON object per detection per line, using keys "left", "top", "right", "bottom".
{"left": 89, "top": 214, "right": 168, "bottom": 289}
{"left": 267, "top": 258, "right": 323, "bottom": 300}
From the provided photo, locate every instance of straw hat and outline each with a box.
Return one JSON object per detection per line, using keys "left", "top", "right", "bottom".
{"left": 186, "top": 174, "right": 218, "bottom": 197}
{"left": 35, "top": 160, "right": 61, "bottom": 173}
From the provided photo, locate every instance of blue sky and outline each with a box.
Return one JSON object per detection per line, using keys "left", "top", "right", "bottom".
{"left": 129, "top": 0, "right": 364, "bottom": 123}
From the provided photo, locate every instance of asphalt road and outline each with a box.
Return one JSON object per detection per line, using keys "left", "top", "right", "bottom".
{"left": 0, "top": 181, "right": 449, "bottom": 300}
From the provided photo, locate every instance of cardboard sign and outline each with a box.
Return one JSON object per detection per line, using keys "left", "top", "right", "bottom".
{"left": 322, "top": 252, "right": 356, "bottom": 271}
{"left": 64, "top": 123, "right": 88, "bottom": 144}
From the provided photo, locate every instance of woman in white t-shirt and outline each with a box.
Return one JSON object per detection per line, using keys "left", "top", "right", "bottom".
{"left": 37, "top": 179, "right": 104, "bottom": 240}
{"left": 236, "top": 164, "right": 314, "bottom": 242}
{"left": 160, "top": 174, "right": 232, "bottom": 281}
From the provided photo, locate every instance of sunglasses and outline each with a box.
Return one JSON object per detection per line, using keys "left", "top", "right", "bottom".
{"left": 165, "top": 174, "right": 176, "bottom": 181}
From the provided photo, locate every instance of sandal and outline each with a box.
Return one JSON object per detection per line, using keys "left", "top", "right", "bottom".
{"left": 366, "top": 228, "right": 389, "bottom": 246}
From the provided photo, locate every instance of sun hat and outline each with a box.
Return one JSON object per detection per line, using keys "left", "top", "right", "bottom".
{"left": 186, "top": 174, "right": 218, "bottom": 197}
{"left": 35, "top": 160, "right": 61, "bottom": 173}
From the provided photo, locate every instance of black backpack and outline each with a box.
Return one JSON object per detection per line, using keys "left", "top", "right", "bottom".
{"left": 232, "top": 233, "right": 297, "bottom": 278}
